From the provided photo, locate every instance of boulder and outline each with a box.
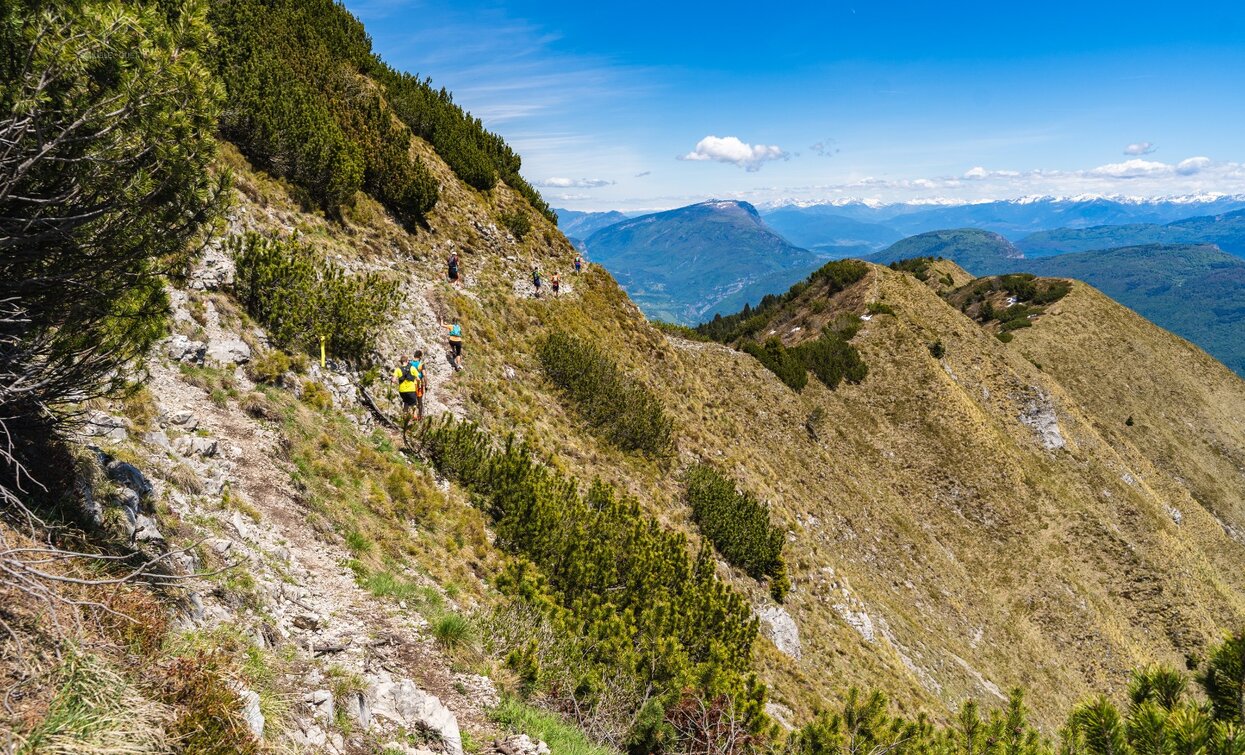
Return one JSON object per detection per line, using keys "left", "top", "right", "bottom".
{"left": 83, "top": 411, "right": 128, "bottom": 443}
{"left": 166, "top": 409, "right": 198, "bottom": 431}
{"left": 105, "top": 459, "right": 154, "bottom": 500}
{"left": 174, "top": 435, "right": 218, "bottom": 458}
{"left": 341, "top": 690, "right": 370, "bottom": 728}
{"left": 165, "top": 334, "right": 206, "bottom": 364}
{"left": 143, "top": 430, "right": 172, "bottom": 451}
{"left": 206, "top": 338, "right": 252, "bottom": 366}
{"left": 367, "top": 674, "right": 462, "bottom": 755}
{"left": 757, "top": 604, "right": 802, "bottom": 660}
{"left": 305, "top": 689, "right": 335, "bottom": 721}
{"left": 1019, "top": 391, "right": 1066, "bottom": 451}
{"left": 238, "top": 689, "right": 264, "bottom": 739}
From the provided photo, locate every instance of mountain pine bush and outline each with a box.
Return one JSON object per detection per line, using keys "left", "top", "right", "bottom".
{"left": 208, "top": 0, "right": 554, "bottom": 225}
{"left": 230, "top": 232, "right": 401, "bottom": 362}
{"left": 697, "top": 260, "right": 869, "bottom": 344}
{"left": 742, "top": 339, "right": 809, "bottom": 392}
{"left": 741, "top": 329, "right": 867, "bottom": 394}
{"left": 684, "top": 465, "right": 789, "bottom": 601}
{"left": 418, "top": 418, "right": 766, "bottom": 740}
{"left": 537, "top": 332, "right": 674, "bottom": 456}
{"left": 793, "top": 330, "right": 868, "bottom": 390}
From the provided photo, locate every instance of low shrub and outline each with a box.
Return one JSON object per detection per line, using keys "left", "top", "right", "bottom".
{"left": 793, "top": 330, "right": 868, "bottom": 390}
{"left": 245, "top": 348, "right": 292, "bottom": 385}
{"left": 889, "top": 256, "right": 937, "bottom": 281}
{"left": 653, "top": 321, "right": 712, "bottom": 342}
{"left": 741, "top": 328, "right": 867, "bottom": 393}
{"left": 230, "top": 232, "right": 402, "bottom": 363}
{"left": 537, "top": 331, "right": 674, "bottom": 456}
{"left": 684, "top": 465, "right": 788, "bottom": 601}
{"left": 867, "top": 301, "right": 896, "bottom": 316}
{"left": 742, "top": 338, "right": 808, "bottom": 392}
{"left": 929, "top": 340, "right": 946, "bottom": 358}
{"left": 697, "top": 259, "right": 869, "bottom": 343}
{"left": 500, "top": 209, "right": 533, "bottom": 241}
{"left": 301, "top": 380, "right": 333, "bottom": 410}
{"left": 418, "top": 418, "right": 765, "bottom": 734}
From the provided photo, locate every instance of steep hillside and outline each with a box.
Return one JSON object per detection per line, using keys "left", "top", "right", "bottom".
{"left": 583, "top": 200, "right": 824, "bottom": 323}
{"left": 1004, "top": 281, "right": 1245, "bottom": 538}
{"left": 869, "top": 228, "right": 1024, "bottom": 273}
{"left": 1023, "top": 244, "right": 1245, "bottom": 375}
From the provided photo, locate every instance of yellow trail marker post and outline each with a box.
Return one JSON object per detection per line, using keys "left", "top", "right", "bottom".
{"left": 320, "top": 335, "right": 327, "bottom": 368}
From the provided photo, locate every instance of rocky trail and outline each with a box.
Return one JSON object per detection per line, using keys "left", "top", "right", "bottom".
{"left": 81, "top": 251, "right": 556, "bottom": 754}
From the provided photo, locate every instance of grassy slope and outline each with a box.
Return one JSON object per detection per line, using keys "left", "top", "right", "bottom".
{"left": 1021, "top": 244, "right": 1245, "bottom": 376}
{"left": 1008, "top": 281, "right": 1245, "bottom": 542}
{"left": 223, "top": 135, "right": 1245, "bottom": 736}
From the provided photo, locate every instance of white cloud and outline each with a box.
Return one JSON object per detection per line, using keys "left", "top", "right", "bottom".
{"left": 679, "top": 135, "right": 788, "bottom": 172}
{"left": 1176, "top": 156, "right": 1212, "bottom": 175}
{"left": 534, "top": 177, "right": 614, "bottom": 188}
{"left": 964, "top": 166, "right": 1021, "bottom": 179}
{"left": 1089, "top": 159, "right": 1171, "bottom": 178}
{"left": 1124, "top": 141, "right": 1156, "bottom": 155}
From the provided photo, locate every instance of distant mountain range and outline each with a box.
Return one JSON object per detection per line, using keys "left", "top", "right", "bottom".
{"left": 552, "top": 208, "right": 630, "bottom": 246}
{"left": 763, "top": 195, "right": 1245, "bottom": 240}
{"left": 761, "top": 205, "right": 901, "bottom": 256}
{"left": 867, "top": 228, "right": 1022, "bottom": 272}
{"left": 579, "top": 200, "right": 826, "bottom": 324}
{"left": 1018, "top": 208, "right": 1245, "bottom": 257}
{"left": 555, "top": 197, "right": 1245, "bottom": 375}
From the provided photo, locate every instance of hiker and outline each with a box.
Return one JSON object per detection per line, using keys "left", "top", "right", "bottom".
{"left": 440, "top": 318, "right": 463, "bottom": 371}
{"left": 551, "top": 271, "right": 561, "bottom": 297}
{"left": 447, "top": 251, "right": 460, "bottom": 286}
{"left": 392, "top": 351, "right": 425, "bottom": 424}
{"left": 531, "top": 266, "right": 542, "bottom": 297}
{"left": 574, "top": 253, "right": 583, "bottom": 274}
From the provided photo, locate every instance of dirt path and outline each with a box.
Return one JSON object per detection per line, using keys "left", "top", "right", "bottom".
{"left": 146, "top": 347, "right": 497, "bottom": 750}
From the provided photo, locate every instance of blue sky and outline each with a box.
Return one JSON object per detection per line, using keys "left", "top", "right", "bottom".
{"left": 345, "top": 0, "right": 1245, "bottom": 211}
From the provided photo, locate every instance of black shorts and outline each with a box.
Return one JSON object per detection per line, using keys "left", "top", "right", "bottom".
{"left": 449, "top": 340, "right": 462, "bottom": 358}
{"left": 448, "top": 267, "right": 459, "bottom": 281}
{"left": 400, "top": 391, "right": 421, "bottom": 408}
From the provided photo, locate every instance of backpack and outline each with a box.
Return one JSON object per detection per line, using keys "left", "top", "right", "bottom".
{"left": 449, "top": 323, "right": 462, "bottom": 338}
{"left": 401, "top": 362, "right": 424, "bottom": 395}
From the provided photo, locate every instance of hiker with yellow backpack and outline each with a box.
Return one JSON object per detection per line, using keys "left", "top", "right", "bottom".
{"left": 392, "top": 351, "right": 426, "bottom": 431}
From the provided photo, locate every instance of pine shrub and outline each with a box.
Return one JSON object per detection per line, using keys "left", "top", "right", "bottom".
{"left": 684, "top": 465, "right": 788, "bottom": 600}
{"left": 697, "top": 259, "right": 869, "bottom": 343}
{"left": 741, "top": 330, "right": 867, "bottom": 393}
{"left": 500, "top": 209, "right": 532, "bottom": 241}
{"left": 742, "top": 339, "right": 808, "bottom": 392}
{"left": 209, "top": 0, "right": 557, "bottom": 225}
{"left": 793, "top": 330, "right": 868, "bottom": 389}
{"left": 230, "top": 232, "right": 401, "bottom": 362}
{"left": 536, "top": 332, "right": 674, "bottom": 456}
{"left": 417, "top": 418, "right": 765, "bottom": 731}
